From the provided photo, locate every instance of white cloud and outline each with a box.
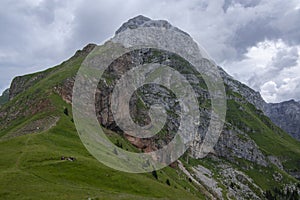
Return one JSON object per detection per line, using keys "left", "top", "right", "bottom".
{"left": 223, "top": 39, "right": 300, "bottom": 102}
{"left": 260, "top": 81, "right": 278, "bottom": 102}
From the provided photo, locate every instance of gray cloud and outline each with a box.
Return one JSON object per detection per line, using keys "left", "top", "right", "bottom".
{"left": 223, "top": 0, "right": 261, "bottom": 12}
{"left": 0, "top": 0, "right": 300, "bottom": 103}
{"left": 272, "top": 47, "right": 299, "bottom": 69}
{"left": 30, "top": 0, "right": 56, "bottom": 24}
{"left": 227, "top": 39, "right": 300, "bottom": 102}
{"left": 232, "top": 18, "right": 280, "bottom": 57}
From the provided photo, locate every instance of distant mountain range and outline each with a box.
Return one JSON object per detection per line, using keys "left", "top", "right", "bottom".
{"left": 265, "top": 100, "right": 300, "bottom": 141}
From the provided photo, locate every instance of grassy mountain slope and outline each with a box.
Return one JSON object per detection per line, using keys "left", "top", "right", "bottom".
{"left": 0, "top": 44, "right": 299, "bottom": 199}
{"left": 0, "top": 50, "right": 206, "bottom": 200}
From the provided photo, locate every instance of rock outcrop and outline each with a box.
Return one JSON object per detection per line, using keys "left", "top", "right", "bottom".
{"left": 217, "top": 67, "right": 267, "bottom": 111}
{"left": 9, "top": 72, "right": 49, "bottom": 100}
{"left": 115, "top": 15, "right": 189, "bottom": 36}
{"left": 214, "top": 127, "right": 268, "bottom": 167}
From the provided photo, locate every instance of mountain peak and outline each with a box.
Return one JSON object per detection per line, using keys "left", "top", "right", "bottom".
{"left": 115, "top": 15, "right": 189, "bottom": 36}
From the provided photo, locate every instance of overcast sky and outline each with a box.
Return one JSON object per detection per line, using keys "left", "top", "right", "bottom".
{"left": 1, "top": 0, "right": 300, "bottom": 103}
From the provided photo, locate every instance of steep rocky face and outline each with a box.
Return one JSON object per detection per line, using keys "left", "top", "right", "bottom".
{"left": 95, "top": 48, "right": 208, "bottom": 153}
{"left": 214, "top": 126, "right": 268, "bottom": 167}
{"left": 265, "top": 100, "right": 300, "bottom": 140}
{"left": 217, "top": 67, "right": 267, "bottom": 111}
{"left": 89, "top": 45, "right": 286, "bottom": 198}
{"left": 94, "top": 18, "right": 276, "bottom": 170}
{"left": 191, "top": 162, "right": 264, "bottom": 199}
{"left": 54, "top": 77, "right": 74, "bottom": 104}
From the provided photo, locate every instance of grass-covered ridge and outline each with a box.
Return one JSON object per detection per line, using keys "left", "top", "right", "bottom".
{"left": 0, "top": 89, "right": 9, "bottom": 106}
{"left": 0, "top": 93, "right": 205, "bottom": 199}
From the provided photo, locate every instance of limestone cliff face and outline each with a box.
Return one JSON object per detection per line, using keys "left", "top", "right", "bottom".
{"left": 115, "top": 15, "right": 189, "bottom": 36}
{"left": 116, "top": 16, "right": 299, "bottom": 144}
{"left": 84, "top": 16, "right": 273, "bottom": 168}
{"left": 217, "top": 67, "right": 267, "bottom": 111}
{"left": 214, "top": 126, "right": 268, "bottom": 167}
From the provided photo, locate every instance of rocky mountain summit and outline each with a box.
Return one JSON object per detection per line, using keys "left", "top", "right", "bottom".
{"left": 0, "top": 16, "right": 299, "bottom": 199}
{"left": 115, "top": 15, "right": 189, "bottom": 36}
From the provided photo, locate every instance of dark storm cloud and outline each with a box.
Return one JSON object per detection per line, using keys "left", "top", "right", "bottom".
{"left": 276, "top": 9, "right": 300, "bottom": 45}
{"left": 232, "top": 19, "right": 280, "bottom": 56}
{"left": 0, "top": 0, "right": 76, "bottom": 90}
{"left": 223, "top": 1, "right": 300, "bottom": 61}
{"left": 30, "top": 0, "right": 56, "bottom": 24}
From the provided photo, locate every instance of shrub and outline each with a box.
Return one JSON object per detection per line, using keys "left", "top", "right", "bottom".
{"left": 63, "top": 107, "right": 69, "bottom": 116}
{"left": 152, "top": 170, "right": 158, "bottom": 179}
{"left": 166, "top": 179, "right": 171, "bottom": 186}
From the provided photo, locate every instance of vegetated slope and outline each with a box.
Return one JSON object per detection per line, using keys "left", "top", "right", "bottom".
{"left": 0, "top": 46, "right": 206, "bottom": 200}
{"left": 0, "top": 104, "right": 204, "bottom": 200}
{"left": 0, "top": 15, "right": 300, "bottom": 199}
{"left": 0, "top": 89, "right": 9, "bottom": 106}
{"left": 219, "top": 64, "right": 300, "bottom": 142}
